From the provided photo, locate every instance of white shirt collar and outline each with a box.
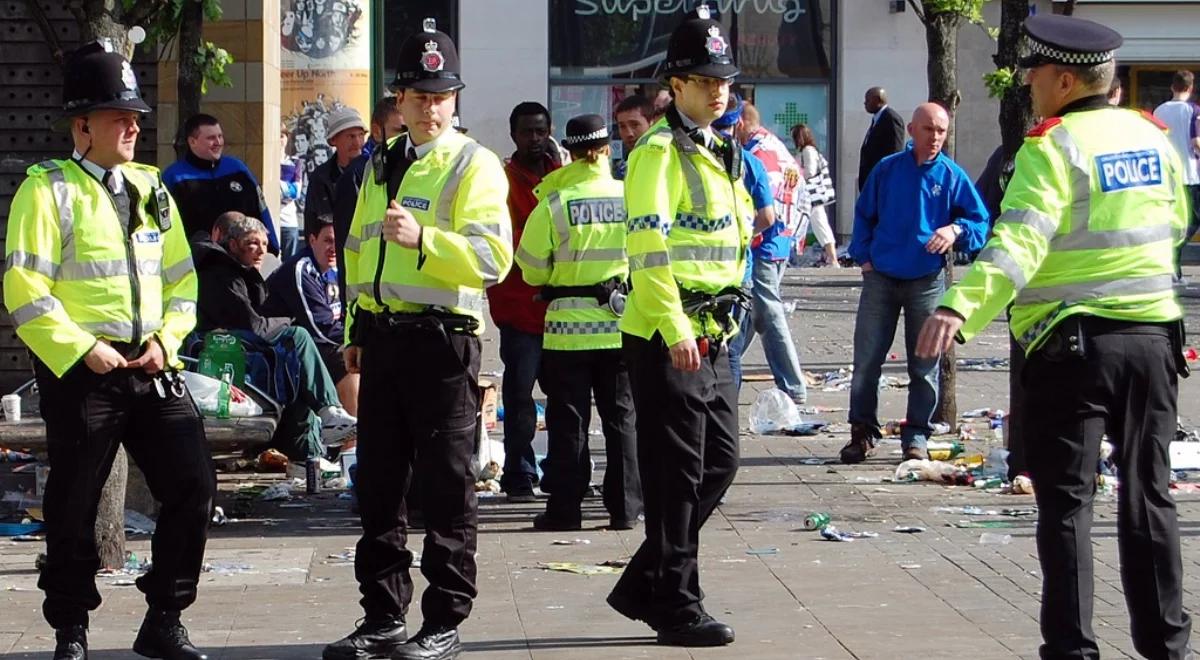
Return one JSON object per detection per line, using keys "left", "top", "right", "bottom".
{"left": 72, "top": 150, "right": 124, "bottom": 194}
{"left": 676, "top": 108, "right": 717, "bottom": 148}
{"left": 404, "top": 129, "right": 452, "bottom": 160}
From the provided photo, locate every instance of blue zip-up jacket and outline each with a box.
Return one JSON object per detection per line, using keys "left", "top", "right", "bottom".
{"left": 163, "top": 151, "right": 280, "bottom": 253}
{"left": 262, "top": 247, "right": 344, "bottom": 345}
{"left": 849, "top": 143, "right": 989, "bottom": 279}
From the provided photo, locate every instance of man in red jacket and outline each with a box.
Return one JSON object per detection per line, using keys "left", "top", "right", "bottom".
{"left": 488, "top": 101, "right": 560, "bottom": 503}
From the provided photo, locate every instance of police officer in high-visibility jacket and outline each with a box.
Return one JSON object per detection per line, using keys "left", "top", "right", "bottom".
{"left": 3, "top": 41, "right": 211, "bottom": 660}
{"left": 605, "top": 5, "right": 750, "bottom": 648}
{"left": 916, "top": 15, "right": 1192, "bottom": 658}
{"left": 324, "top": 19, "right": 511, "bottom": 660}
{"left": 515, "top": 114, "right": 642, "bottom": 532}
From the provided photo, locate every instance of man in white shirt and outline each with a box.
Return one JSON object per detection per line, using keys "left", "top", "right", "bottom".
{"left": 1153, "top": 70, "right": 1200, "bottom": 281}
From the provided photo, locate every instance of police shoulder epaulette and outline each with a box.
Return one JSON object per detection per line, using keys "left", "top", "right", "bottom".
{"left": 28, "top": 159, "right": 62, "bottom": 176}
{"left": 1139, "top": 109, "right": 1170, "bottom": 132}
{"left": 1026, "top": 117, "right": 1063, "bottom": 138}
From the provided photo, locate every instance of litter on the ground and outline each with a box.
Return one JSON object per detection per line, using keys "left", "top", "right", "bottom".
{"left": 258, "top": 482, "right": 292, "bottom": 501}
{"left": 124, "top": 510, "right": 157, "bottom": 535}
{"left": 893, "top": 526, "right": 926, "bottom": 533}
{"left": 537, "top": 562, "right": 622, "bottom": 576}
{"left": 957, "top": 358, "right": 1009, "bottom": 371}
{"left": 749, "top": 389, "right": 802, "bottom": 434}
{"left": 978, "top": 533, "right": 1012, "bottom": 545}
{"left": 819, "top": 527, "right": 878, "bottom": 542}
{"left": 551, "top": 538, "right": 591, "bottom": 546}
{"left": 745, "top": 547, "right": 780, "bottom": 556}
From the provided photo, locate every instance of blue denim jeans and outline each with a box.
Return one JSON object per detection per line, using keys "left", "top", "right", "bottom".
{"left": 497, "top": 324, "right": 542, "bottom": 492}
{"left": 740, "top": 259, "right": 807, "bottom": 402}
{"left": 727, "top": 284, "right": 752, "bottom": 391}
{"left": 849, "top": 269, "right": 944, "bottom": 451}
{"left": 280, "top": 226, "right": 300, "bottom": 259}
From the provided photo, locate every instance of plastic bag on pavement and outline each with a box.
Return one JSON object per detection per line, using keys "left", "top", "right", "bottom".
{"left": 749, "top": 389, "right": 802, "bottom": 434}
{"left": 895, "top": 458, "right": 958, "bottom": 482}
{"left": 180, "top": 371, "right": 263, "bottom": 417}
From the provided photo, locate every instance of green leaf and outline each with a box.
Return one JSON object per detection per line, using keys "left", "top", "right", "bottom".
{"left": 983, "top": 67, "right": 1016, "bottom": 99}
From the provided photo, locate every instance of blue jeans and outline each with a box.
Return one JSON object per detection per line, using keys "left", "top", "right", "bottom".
{"left": 740, "top": 259, "right": 807, "bottom": 402}
{"left": 497, "top": 324, "right": 542, "bottom": 492}
{"left": 849, "top": 269, "right": 944, "bottom": 451}
{"left": 280, "top": 226, "right": 300, "bottom": 259}
{"left": 727, "top": 284, "right": 752, "bottom": 391}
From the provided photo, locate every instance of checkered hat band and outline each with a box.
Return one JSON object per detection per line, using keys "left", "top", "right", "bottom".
{"left": 562, "top": 128, "right": 608, "bottom": 146}
{"left": 1026, "top": 37, "right": 1113, "bottom": 65}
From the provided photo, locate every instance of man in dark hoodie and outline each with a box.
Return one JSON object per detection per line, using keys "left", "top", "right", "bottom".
{"left": 191, "top": 211, "right": 356, "bottom": 460}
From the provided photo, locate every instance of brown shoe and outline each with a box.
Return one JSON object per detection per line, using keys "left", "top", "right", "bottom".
{"left": 902, "top": 446, "right": 926, "bottom": 461}
{"left": 839, "top": 424, "right": 879, "bottom": 464}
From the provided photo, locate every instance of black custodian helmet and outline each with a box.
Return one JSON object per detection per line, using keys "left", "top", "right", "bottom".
{"left": 55, "top": 40, "right": 151, "bottom": 131}
{"left": 389, "top": 18, "right": 464, "bottom": 93}
{"left": 662, "top": 4, "right": 739, "bottom": 81}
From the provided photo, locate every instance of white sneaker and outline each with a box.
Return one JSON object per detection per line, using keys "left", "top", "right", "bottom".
{"left": 318, "top": 405, "right": 357, "bottom": 445}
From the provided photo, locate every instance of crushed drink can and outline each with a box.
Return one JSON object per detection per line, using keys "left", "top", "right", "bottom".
{"left": 803, "top": 512, "right": 831, "bottom": 530}
{"left": 305, "top": 457, "right": 321, "bottom": 495}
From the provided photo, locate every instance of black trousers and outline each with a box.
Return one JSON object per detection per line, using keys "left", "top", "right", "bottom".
{"left": 35, "top": 359, "right": 213, "bottom": 629}
{"left": 609, "top": 333, "right": 739, "bottom": 625}
{"left": 353, "top": 324, "right": 480, "bottom": 627}
{"left": 1024, "top": 321, "right": 1191, "bottom": 659}
{"left": 538, "top": 348, "right": 641, "bottom": 522}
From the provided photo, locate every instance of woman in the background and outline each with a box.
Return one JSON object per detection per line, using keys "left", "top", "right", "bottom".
{"left": 792, "top": 123, "right": 839, "bottom": 268}
{"left": 279, "top": 126, "right": 305, "bottom": 258}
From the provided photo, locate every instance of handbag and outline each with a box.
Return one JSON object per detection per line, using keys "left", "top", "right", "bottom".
{"left": 804, "top": 151, "right": 836, "bottom": 206}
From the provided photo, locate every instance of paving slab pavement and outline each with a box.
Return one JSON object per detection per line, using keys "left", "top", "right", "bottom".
{"left": 3, "top": 266, "right": 1199, "bottom": 658}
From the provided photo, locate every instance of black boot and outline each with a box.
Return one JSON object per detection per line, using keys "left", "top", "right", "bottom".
{"left": 391, "top": 624, "right": 462, "bottom": 660}
{"left": 53, "top": 625, "right": 87, "bottom": 660}
{"left": 656, "top": 613, "right": 735, "bottom": 647}
{"left": 132, "top": 610, "right": 206, "bottom": 659}
{"left": 322, "top": 616, "right": 407, "bottom": 660}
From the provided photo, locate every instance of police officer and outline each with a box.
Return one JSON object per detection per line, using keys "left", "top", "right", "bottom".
{"left": 916, "top": 15, "right": 1192, "bottom": 659}
{"left": 605, "top": 5, "right": 750, "bottom": 647}
{"left": 515, "top": 114, "right": 642, "bottom": 532}
{"left": 3, "top": 41, "right": 212, "bottom": 660}
{"left": 323, "top": 19, "right": 512, "bottom": 660}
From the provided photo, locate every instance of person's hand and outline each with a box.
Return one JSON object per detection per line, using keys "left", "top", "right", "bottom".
{"left": 861, "top": 261, "right": 874, "bottom": 273}
{"left": 344, "top": 346, "right": 362, "bottom": 375}
{"left": 926, "top": 225, "right": 959, "bottom": 254}
{"left": 126, "top": 338, "right": 165, "bottom": 374}
{"left": 382, "top": 200, "right": 421, "bottom": 248}
{"left": 669, "top": 337, "right": 701, "bottom": 372}
{"left": 915, "top": 308, "right": 965, "bottom": 358}
{"left": 84, "top": 340, "right": 127, "bottom": 374}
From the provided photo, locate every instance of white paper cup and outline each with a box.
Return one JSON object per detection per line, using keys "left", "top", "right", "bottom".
{"left": 1, "top": 394, "right": 20, "bottom": 421}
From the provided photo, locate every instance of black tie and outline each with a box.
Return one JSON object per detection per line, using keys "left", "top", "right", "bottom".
{"left": 406, "top": 147, "right": 418, "bottom": 162}
{"left": 102, "top": 171, "right": 118, "bottom": 194}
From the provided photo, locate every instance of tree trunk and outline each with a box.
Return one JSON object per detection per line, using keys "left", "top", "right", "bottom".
{"left": 922, "top": 5, "right": 962, "bottom": 426}
{"left": 94, "top": 447, "right": 128, "bottom": 569}
{"left": 75, "top": 0, "right": 134, "bottom": 58}
{"left": 176, "top": 0, "right": 206, "bottom": 155}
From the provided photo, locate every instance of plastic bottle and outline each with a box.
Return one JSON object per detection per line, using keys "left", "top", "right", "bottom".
{"left": 982, "top": 447, "right": 1010, "bottom": 479}
{"left": 216, "top": 373, "right": 232, "bottom": 419}
{"left": 927, "top": 440, "right": 965, "bottom": 461}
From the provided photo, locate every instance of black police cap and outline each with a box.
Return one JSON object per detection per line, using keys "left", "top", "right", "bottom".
{"left": 561, "top": 114, "right": 609, "bottom": 149}
{"left": 390, "top": 18, "right": 464, "bottom": 94}
{"left": 1019, "top": 14, "right": 1123, "bottom": 69}
{"left": 55, "top": 40, "right": 151, "bottom": 131}
{"left": 662, "top": 4, "right": 739, "bottom": 81}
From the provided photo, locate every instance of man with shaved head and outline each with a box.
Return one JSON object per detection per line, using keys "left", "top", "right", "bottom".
{"left": 859, "top": 86, "right": 906, "bottom": 190}
{"left": 841, "top": 102, "right": 989, "bottom": 465}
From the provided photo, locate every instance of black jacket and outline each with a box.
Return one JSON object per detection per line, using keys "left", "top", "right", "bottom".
{"left": 163, "top": 151, "right": 280, "bottom": 253}
{"left": 303, "top": 158, "right": 345, "bottom": 233}
{"left": 858, "top": 106, "right": 906, "bottom": 191}
{"left": 191, "top": 235, "right": 291, "bottom": 341}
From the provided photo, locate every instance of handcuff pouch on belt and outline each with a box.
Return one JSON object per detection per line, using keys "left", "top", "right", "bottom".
{"left": 538, "top": 277, "right": 629, "bottom": 316}
{"left": 679, "top": 286, "right": 750, "bottom": 351}
{"left": 1038, "top": 316, "right": 1087, "bottom": 362}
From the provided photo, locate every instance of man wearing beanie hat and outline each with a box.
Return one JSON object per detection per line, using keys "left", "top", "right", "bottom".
{"left": 605, "top": 5, "right": 749, "bottom": 647}
{"left": 514, "top": 113, "right": 642, "bottom": 533}
{"left": 304, "top": 106, "right": 368, "bottom": 256}
{"left": 4, "top": 40, "right": 212, "bottom": 660}
{"left": 918, "top": 14, "right": 1193, "bottom": 657}
{"left": 326, "top": 18, "right": 512, "bottom": 660}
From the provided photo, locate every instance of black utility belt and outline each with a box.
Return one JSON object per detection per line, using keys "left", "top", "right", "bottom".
{"left": 540, "top": 278, "right": 628, "bottom": 304}
{"left": 679, "top": 286, "right": 749, "bottom": 317}
{"left": 1040, "top": 315, "right": 1181, "bottom": 369}
{"left": 355, "top": 309, "right": 479, "bottom": 340}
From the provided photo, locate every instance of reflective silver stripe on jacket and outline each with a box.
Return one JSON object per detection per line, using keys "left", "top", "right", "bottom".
{"left": 545, "top": 320, "right": 621, "bottom": 335}
{"left": 347, "top": 282, "right": 484, "bottom": 312}
{"left": 59, "top": 259, "right": 129, "bottom": 280}
{"left": 515, "top": 245, "right": 550, "bottom": 270}
{"left": 345, "top": 221, "right": 384, "bottom": 253}
{"left": 5, "top": 251, "right": 59, "bottom": 279}
{"left": 669, "top": 245, "right": 739, "bottom": 262}
{"left": 78, "top": 318, "right": 163, "bottom": 338}
{"left": 1048, "top": 127, "right": 1091, "bottom": 234}
{"left": 162, "top": 259, "right": 194, "bottom": 285}
{"left": 47, "top": 169, "right": 75, "bottom": 262}
{"left": 976, "top": 246, "right": 1028, "bottom": 289}
{"left": 165, "top": 297, "right": 197, "bottom": 316}
{"left": 548, "top": 298, "right": 604, "bottom": 311}
{"left": 995, "top": 208, "right": 1057, "bottom": 241}
{"left": 1053, "top": 223, "right": 1175, "bottom": 251}
{"left": 629, "top": 251, "right": 670, "bottom": 271}
{"left": 435, "top": 142, "right": 482, "bottom": 231}
{"left": 10, "top": 295, "right": 61, "bottom": 326}
{"left": 547, "top": 192, "right": 571, "bottom": 246}
{"left": 553, "top": 245, "right": 626, "bottom": 264}
{"left": 1016, "top": 273, "right": 1174, "bottom": 305}
{"left": 461, "top": 221, "right": 507, "bottom": 283}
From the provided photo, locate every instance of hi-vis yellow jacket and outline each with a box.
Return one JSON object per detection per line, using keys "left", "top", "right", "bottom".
{"left": 942, "top": 103, "right": 1186, "bottom": 353}
{"left": 620, "top": 117, "right": 752, "bottom": 346}
{"left": 344, "top": 130, "right": 512, "bottom": 338}
{"left": 4, "top": 159, "right": 196, "bottom": 377}
{"left": 516, "top": 157, "right": 627, "bottom": 351}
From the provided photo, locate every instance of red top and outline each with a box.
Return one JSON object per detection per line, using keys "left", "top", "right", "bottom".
{"left": 486, "top": 153, "right": 559, "bottom": 334}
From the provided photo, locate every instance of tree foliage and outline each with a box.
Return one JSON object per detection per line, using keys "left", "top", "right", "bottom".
{"left": 133, "top": 0, "right": 232, "bottom": 94}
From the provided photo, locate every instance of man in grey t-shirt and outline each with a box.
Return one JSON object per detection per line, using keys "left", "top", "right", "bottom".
{"left": 1153, "top": 70, "right": 1200, "bottom": 280}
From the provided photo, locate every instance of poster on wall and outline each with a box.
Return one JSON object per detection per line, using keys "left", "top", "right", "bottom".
{"left": 281, "top": 0, "right": 371, "bottom": 174}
